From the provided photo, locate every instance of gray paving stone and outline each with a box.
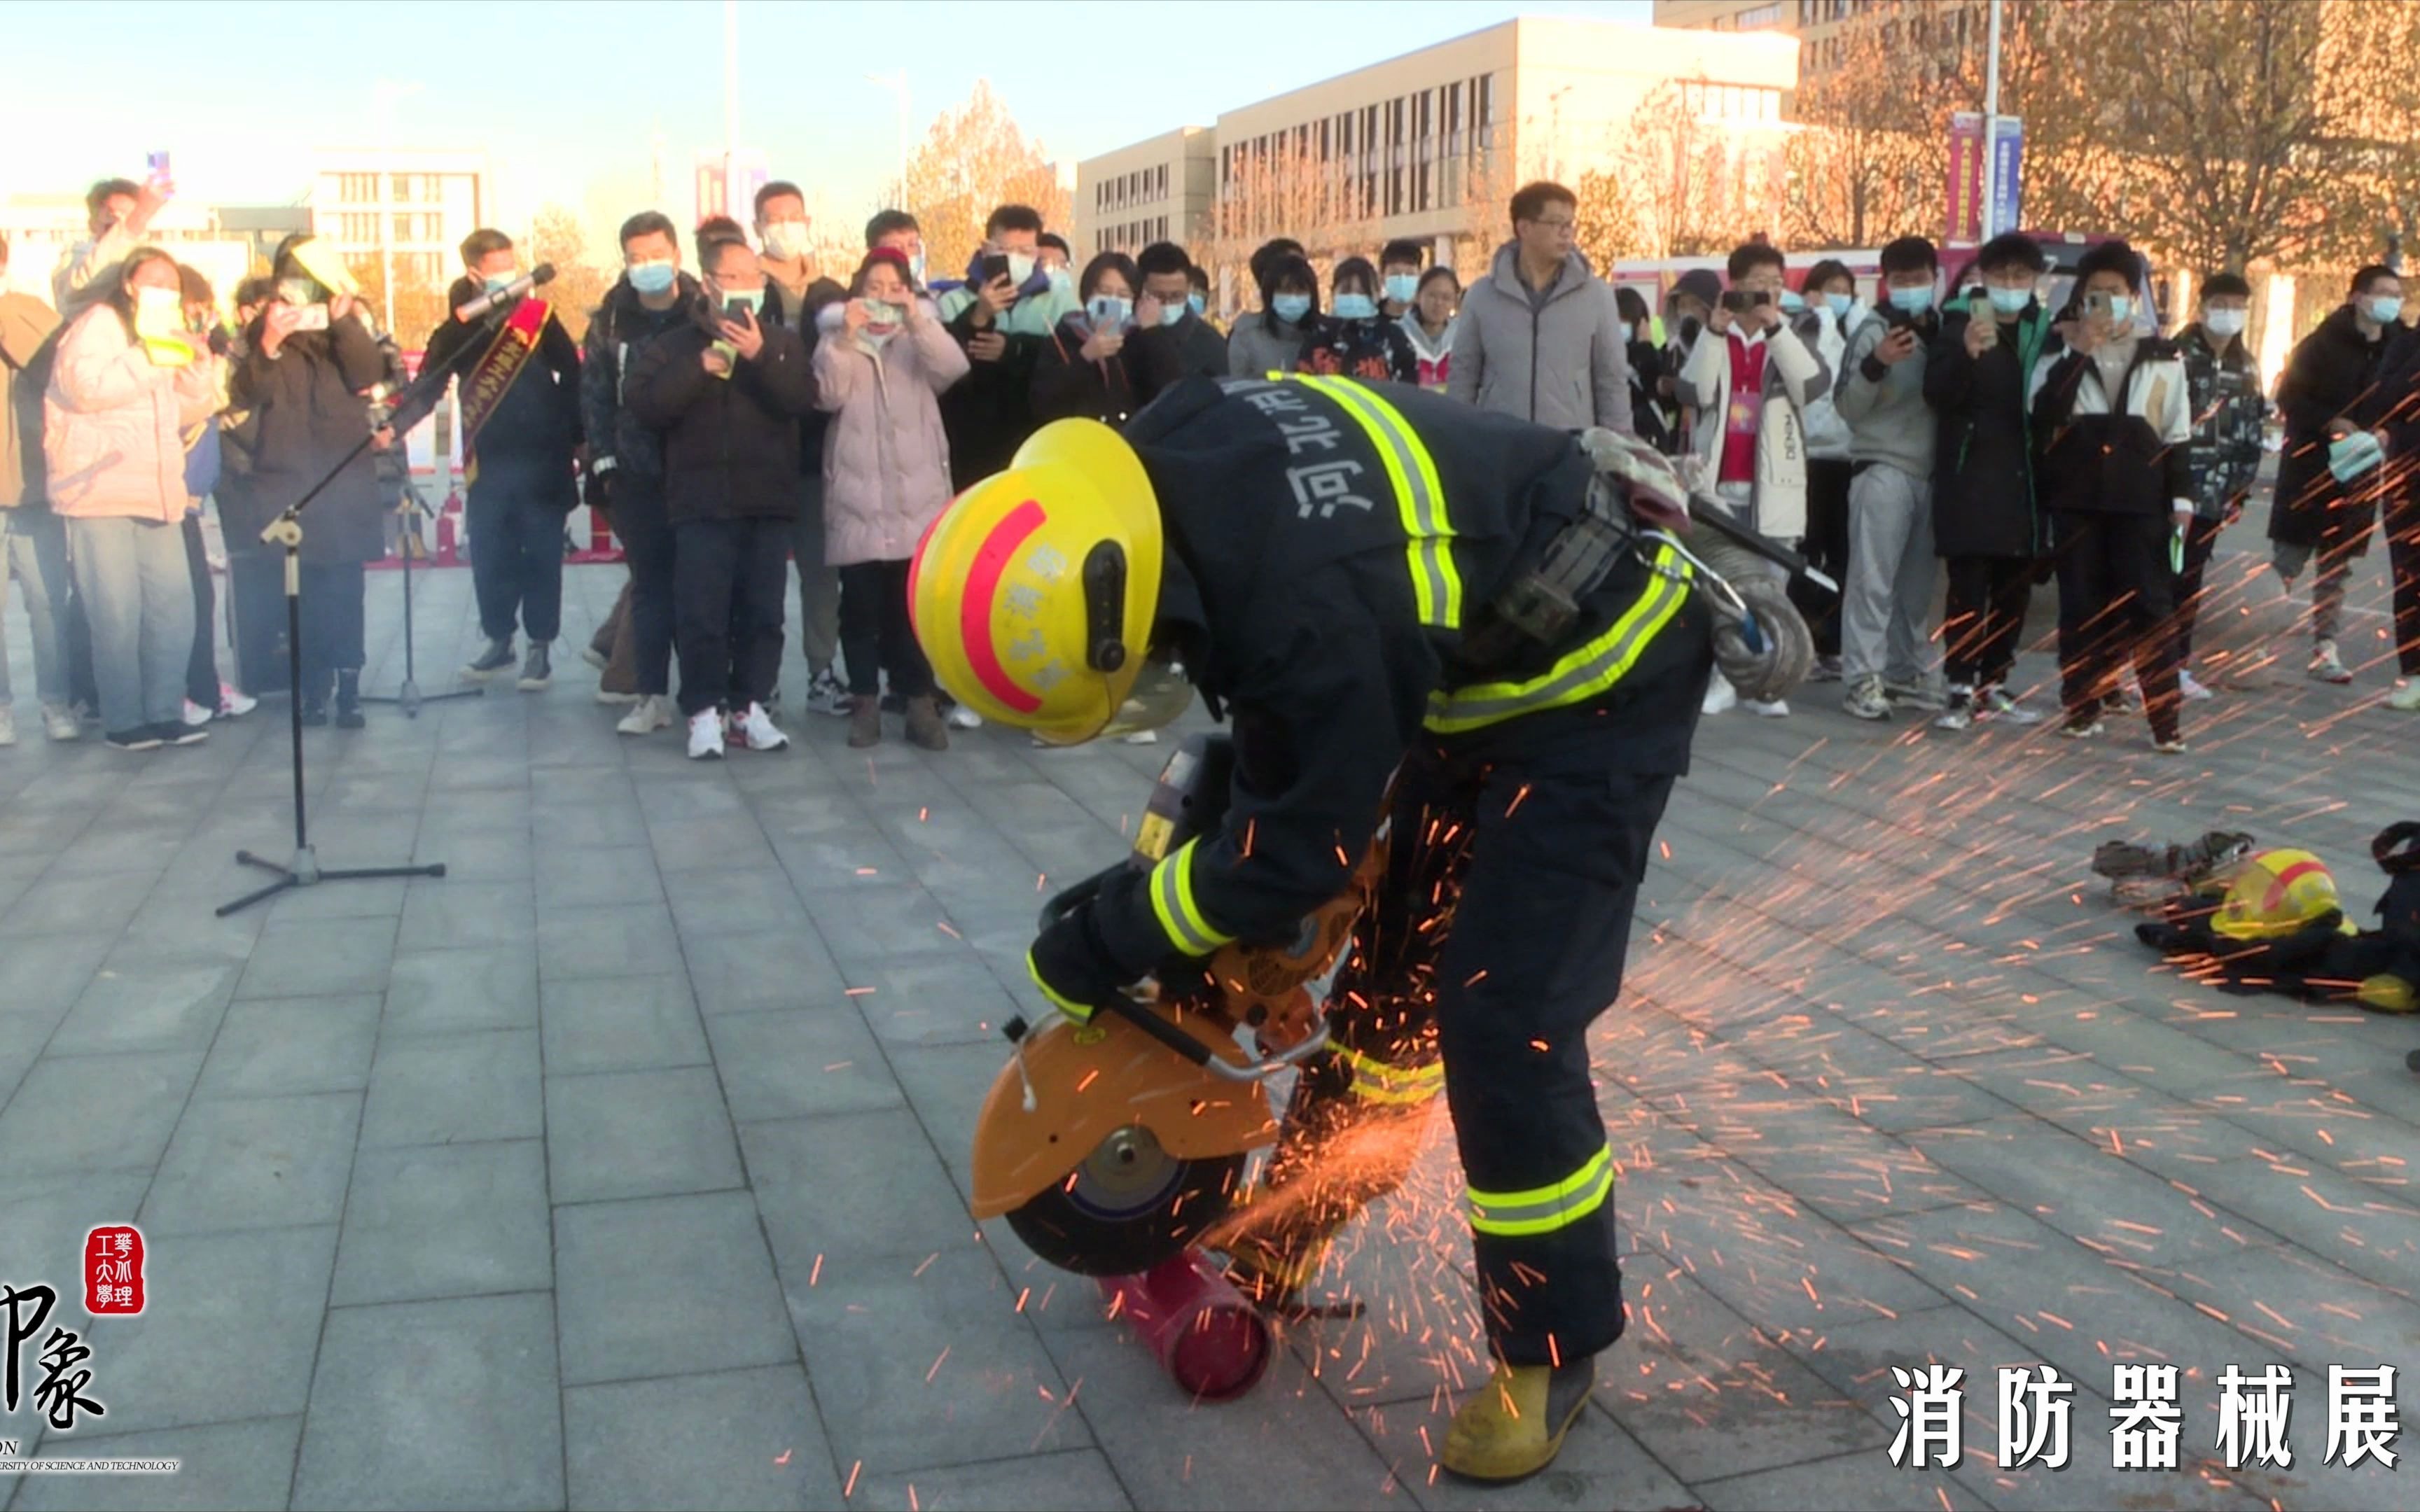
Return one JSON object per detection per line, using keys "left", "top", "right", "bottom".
{"left": 293, "top": 1291, "right": 562, "bottom": 1511}
{"left": 194, "top": 995, "right": 382, "bottom": 1098}
{"left": 0, "top": 1051, "right": 202, "bottom": 1177}
{"left": 545, "top": 1065, "right": 743, "bottom": 1203}
{"left": 359, "top": 1029, "right": 542, "bottom": 1148}
{"left": 14, "top": 1415, "right": 300, "bottom": 1511}
{"left": 333, "top": 1140, "right": 552, "bottom": 1306}
{"left": 683, "top": 927, "right": 849, "bottom": 1016}
{"left": 554, "top": 1189, "right": 794, "bottom": 1385}
{"left": 382, "top": 944, "right": 539, "bottom": 1037}
{"left": 1693, "top": 1446, "right": 1987, "bottom": 1512}
{"left": 235, "top": 917, "right": 396, "bottom": 1000}
{"left": 396, "top": 876, "right": 534, "bottom": 952}
{"left": 835, "top": 1450, "right": 1133, "bottom": 1512}
{"left": 648, "top": 811, "right": 780, "bottom": 873}
{"left": 801, "top": 881, "right": 964, "bottom": 968}
{"left": 662, "top": 865, "right": 812, "bottom": 939}
{"left": 531, "top": 842, "right": 662, "bottom": 906}
{"left": 704, "top": 1008, "right": 903, "bottom": 1121}
{"left": 1368, "top": 1395, "right": 1695, "bottom": 1512}
{"left": 541, "top": 972, "right": 709, "bottom": 1074}
{"left": 563, "top": 1363, "right": 841, "bottom": 1512}
{"left": 536, "top": 901, "right": 682, "bottom": 981}
{"left": 744, "top": 1109, "right": 977, "bottom": 1268}
{"left": 849, "top": 958, "right": 1024, "bottom": 1049}
{"left": 0, "top": 1170, "right": 153, "bottom": 1288}
{"left": 141, "top": 1090, "right": 360, "bottom": 1235}
{"left": 93, "top": 1225, "right": 335, "bottom": 1436}
{"left": 0, "top": 930, "right": 114, "bottom": 1020}
{"left": 406, "top": 827, "right": 532, "bottom": 882}
{"left": 784, "top": 1247, "right": 1083, "bottom": 1475}
{"left": 0, "top": 873, "right": 151, "bottom": 941}
{"left": 45, "top": 958, "right": 239, "bottom": 1057}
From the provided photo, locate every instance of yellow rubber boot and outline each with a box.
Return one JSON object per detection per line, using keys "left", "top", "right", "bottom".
{"left": 1441, "top": 1360, "right": 1594, "bottom": 1483}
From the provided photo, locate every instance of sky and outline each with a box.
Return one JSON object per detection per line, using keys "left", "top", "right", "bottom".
{"left": 0, "top": 0, "right": 1655, "bottom": 249}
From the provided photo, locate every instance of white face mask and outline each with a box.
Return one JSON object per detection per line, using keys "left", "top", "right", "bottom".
{"left": 133, "top": 284, "right": 183, "bottom": 340}
{"left": 2204, "top": 307, "right": 2248, "bottom": 339}
{"left": 1006, "top": 252, "right": 1036, "bottom": 286}
{"left": 759, "top": 221, "right": 808, "bottom": 262}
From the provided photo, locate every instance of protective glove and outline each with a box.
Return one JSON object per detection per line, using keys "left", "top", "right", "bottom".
{"left": 1576, "top": 426, "right": 1690, "bottom": 529}
{"left": 1026, "top": 900, "right": 1134, "bottom": 1025}
{"left": 1709, "top": 573, "right": 1814, "bottom": 704}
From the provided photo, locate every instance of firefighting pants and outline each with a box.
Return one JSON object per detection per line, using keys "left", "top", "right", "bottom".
{"left": 1232, "top": 724, "right": 1677, "bottom": 1368}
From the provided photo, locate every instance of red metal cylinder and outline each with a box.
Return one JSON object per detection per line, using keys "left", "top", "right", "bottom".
{"left": 1099, "top": 1251, "right": 1272, "bottom": 1402}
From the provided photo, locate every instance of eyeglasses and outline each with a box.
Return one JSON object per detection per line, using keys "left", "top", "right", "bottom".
{"left": 1527, "top": 216, "right": 1576, "bottom": 232}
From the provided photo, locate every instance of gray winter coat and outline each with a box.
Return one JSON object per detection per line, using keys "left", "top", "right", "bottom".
{"left": 1227, "top": 312, "right": 1308, "bottom": 380}
{"left": 1446, "top": 243, "right": 1632, "bottom": 435}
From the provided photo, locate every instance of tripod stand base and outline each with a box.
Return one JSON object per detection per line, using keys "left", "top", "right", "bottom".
{"left": 216, "top": 846, "right": 447, "bottom": 918}
{"left": 360, "top": 678, "right": 485, "bottom": 718}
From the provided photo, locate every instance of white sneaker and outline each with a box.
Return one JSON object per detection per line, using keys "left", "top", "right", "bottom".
{"left": 947, "top": 704, "right": 982, "bottom": 729}
{"left": 181, "top": 699, "right": 215, "bottom": 727}
{"left": 803, "top": 668, "right": 852, "bottom": 718}
{"left": 2310, "top": 638, "right": 2353, "bottom": 684}
{"left": 581, "top": 645, "right": 609, "bottom": 671}
{"left": 730, "top": 701, "right": 789, "bottom": 752}
{"left": 617, "top": 694, "right": 673, "bottom": 736}
{"left": 219, "top": 685, "right": 258, "bottom": 717}
{"left": 1977, "top": 687, "right": 2045, "bottom": 726}
{"left": 1743, "top": 697, "right": 1790, "bottom": 718}
{"left": 2388, "top": 680, "right": 2420, "bottom": 713}
{"left": 1120, "top": 729, "right": 1160, "bottom": 745}
{"left": 0, "top": 706, "right": 14, "bottom": 747}
{"left": 686, "top": 708, "right": 725, "bottom": 760}
{"left": 2178, "top": 669, "right": 2214, "bottom": 702}
{"left": 1701, "top": 678, "right": 1738, "bottom": 715}
{"left": 41, "top": 704, "right": 81, "bottom": 742}
{"left": 594, "top": 687, "right": 640, "bottom": 706}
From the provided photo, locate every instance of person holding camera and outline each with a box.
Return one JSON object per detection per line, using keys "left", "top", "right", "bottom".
{"left": 625, "top": 234, "right": 815, "bottom": 760}
{"left": 229, "top": 237, "right": 391, "bottom": 728}
{"left": 1031, "top": 251, "right": 1141, "bottom": 428}
{"left": 1677, "top": 240, "right": 1831, "bottom": 717}
{"left": 2030, "top": 239, "right": 2194, "bottom": 752}
{"left": 936, "top": 204, "right": 1077, "bottom": 489}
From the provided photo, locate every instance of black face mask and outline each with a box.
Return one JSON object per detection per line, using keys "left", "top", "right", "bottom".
{"left": 1678, "top": 316, "right": 1703, "bottom": 348}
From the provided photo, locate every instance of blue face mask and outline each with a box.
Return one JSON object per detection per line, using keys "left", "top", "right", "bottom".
{"left": 1776, "top": 288, "right": 1805, "bottom": 314}
{"left": 1383, "top": 273, "right": 1419, "bottom": 307}
{"left": 482, "top": 270, "right": 517, "bottom": 293}
{"left": 2101, "top": 294, "right": 2134, "bottom": 326}
{"left": 1987, "top": 285, "right": 2033, "bottom": 316}
{"left": 1158, "top": 300, "right": 1187, "bottom": 327}
{"left": 1186, "top": 291, "right": 1206, "bottom": 318}
{"left": 1272, "top": 293, "right": 1312, "bottom": 323}
{"left": 1333, "top": 293, "right": 1378, "bottom": 321}
{"left": 628, "top": 260, "right": 676, "bottom": 296}
{"left": 2368, "top": 295, "right": 2405, "bottom": 325}
{"left": 1085, "top": 295, "right": 1132, "bottom": 328}
{"left": 1824, "top": 292, "right": 1853, "bottom": 318}
{"left": 1888, "top": 284, "right": 1937, "bottom": 315}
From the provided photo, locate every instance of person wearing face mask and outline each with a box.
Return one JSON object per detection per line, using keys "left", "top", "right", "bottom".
{"left": 1228, "top": 251, "right": 1319, "bottom": 379}
{"left": 1125, "top": 241, "right": 1228, "bottom": 405}
{"left": 41, "top": 246, "right": 221, "bottom": 750}
{"left": 2170, "top": 273, "right": 2267, "bottom": 702}
{"left": 814, "top": 246, "right": 968, "bottom": 751}
{"left": 1678, "top": 239, "right": 1830, "bottom": 718}
{"left": 625, "top": 235, "right": 816, "bottom": 760}
{"left": 1661, "top": 269, "right": 1721, "bottom": 456}
{"left": 1925, "top": 232, "right": 2054, "bottom": 733}
{"left": 1403, "top": 267, "right": 1462, "bottom": 395}
{"left": 2267, "top": 264, "right": 2406, "bottom": 687}
{"left": 2031, "top": 239, "right": 2195, "bottom": 752}
{"left": 1792, "top": 259, "right": 1860, "bottom": 683}
{"left": 0, "top": 230, "right": 78, "bottom": 747}
{"left": 583, "top": 214, "right": 705, "bottom": 735}
{"left": 167, "top": 262, "right": 253, "bottom": 729}
{"left": 1038, "top": 234, "right": 1074, "bottom": 286}
{"left": 864, "top": 209, "right": 927, "bottom": 286}
{"left": 1296, "top": 256, "right": 1418, "bottom": 384}
{"left": 403, "top": 229, "right": 583, "bottom": 694}
{"left": 1379, "top": 238, "right": 1426, "bottom": 322}
{"left": 1185, "top": 263, "right": 1216, "bottom": 332}
{"left": 230, "top": 237, "right": 388, "bottom": 729}
{"left": 934, "top": 204, "right": 1079, "bottom": 493}
{"left": 753, "top": 181, "right": 854, "bottom": 721}
{"left": 1612, "top": 286, "right": 1670, "bottom": 451}
{"left": 1032, "top": 251, "right": 1141, "bottom": 427}
{"left": 55, "top": 174, "right": 171, "bottom": 320}
{"left": 1833, "top": 237, "right": 1947, "bottom": 723}
{"left": 1449, "top": 182, "right": 1632, "bottom": 436}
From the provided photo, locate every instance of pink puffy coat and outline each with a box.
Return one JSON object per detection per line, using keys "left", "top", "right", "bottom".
{"left": 44, "top": 302, "right": 220, "bottom": 522}
{"left": 812, "top": 301, "right": 968, "bottom": 566}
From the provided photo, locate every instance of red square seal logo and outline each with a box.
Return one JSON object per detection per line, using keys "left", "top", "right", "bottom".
{"left": 84, "top": 1226, "right": 146, "bottom": 1315}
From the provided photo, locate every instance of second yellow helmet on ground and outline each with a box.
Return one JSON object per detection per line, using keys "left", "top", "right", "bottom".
{"left": 2211, "top": 848, "right": 2354, "bottom": 941}
{"left": 910, "top": 419, "right": 1164, "bottom": 746}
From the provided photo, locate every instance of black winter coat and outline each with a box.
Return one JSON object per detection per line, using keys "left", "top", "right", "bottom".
{"left": 1293, "top": 314, "right": 1419, "bottom": 385}
{"left": 1926, "top": 301, "right": 2054, "bottom": 559}
{"left": 1031, "top": 316, "right": 1139, "bottom": 426}
{"left": 2270, "top": 304, "right": 2395, "bottom": 552}
{"left": 408, "top": 290, "right": 583, "bottom": 507}
{"left": 228, "top": 314, "right": 389, "bottom": 564}
{"left": 2378, "top": 324, "right": 2420, "bottom": 501}
{"left": 625, "top": 310, "right": 816, "bottom": 525}
{"left": 1125, "top": 313, "right": 1228, "bottom": 407}
{"left": 579, "top": 274, "right": 702, "bottom": 486}
{"left": 940, "top": 302, "right": 1049, "bottom": 488}
{"left": 2032, "top": 338, "right": 2193, "bottom": 519}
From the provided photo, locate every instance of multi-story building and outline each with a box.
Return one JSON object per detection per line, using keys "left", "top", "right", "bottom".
{"left": 0, "top": 195, "right": 312, "bottom": 312}
{"left": 309, "top": 150, "right": 492, "bottom": 293}
{"left": 1074, "top": 15, "right": 1796, "bottom": 307}
{"left": 1656, "top": 0, "right": 1989, "bottom": 79}
{"left": 1073, "top": 127, "right": 1216, "bottom": 258}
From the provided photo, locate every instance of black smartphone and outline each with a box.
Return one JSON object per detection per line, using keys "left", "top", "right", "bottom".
{"left": 1720, "top": 289, "right": 1769, "bottom": 314}
{"left": 1884, "top": 307, "right": 1918, "bottom": 331}
{"left": 723, "top": 297, "right": 755, "bottom": 322}
{"left": 980, "top": 253, "right": 1011, "bottom": 286}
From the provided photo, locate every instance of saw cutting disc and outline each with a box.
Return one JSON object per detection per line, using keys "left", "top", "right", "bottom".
{"left": 1004, "top": 1125, "right": 1246, "bottom": 1277}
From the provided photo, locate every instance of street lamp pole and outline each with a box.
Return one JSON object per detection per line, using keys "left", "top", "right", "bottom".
{"left": 1979, "top": 0, "right": 2003, "bottom": 239}
{"left": 866, "top": 71, "right": 910, "bottom": 209}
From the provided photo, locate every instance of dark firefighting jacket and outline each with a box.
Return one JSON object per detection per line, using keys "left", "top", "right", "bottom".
{"left": 1082, "top": 374, "right": 1711, "bottom": 982}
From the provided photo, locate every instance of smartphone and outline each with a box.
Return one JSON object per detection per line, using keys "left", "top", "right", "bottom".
{"left": 2083, "top": 290, "right": 2114, "bottom": 318}
{"left": 1967, "top": 291, "right": 1998, "bottom": 345}
{"left": 1884, "top": 306, "right": 1919, "bottom": 331}
{"left": 980, "top": 253, "right": 1011, "bottom": 286}
{"left": 291, "top": 303, "right": 331, "bottom": 332}
{"left": 146, "top": 149, "right": 172, "bottom": 185}
{"left": 723, "top": 296, "right": 755, "bottom": 322}
{"left": 1720, "top": 288, "right": 1769, "bottom": 314}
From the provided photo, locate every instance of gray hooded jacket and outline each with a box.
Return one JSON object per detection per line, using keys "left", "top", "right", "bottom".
{"left": 1447, "top": 243, "right": 1632, "bottom": 435}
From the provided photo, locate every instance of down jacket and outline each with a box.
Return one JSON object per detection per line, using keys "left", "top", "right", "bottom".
{"left": 1447, "top": 242, "right": 1632, "bottom": 435}
{"left": 1676, "top": 312, "right": 1830, "bottom": 540}
{"left": 813, "top": 300, "right": 969, "bottom": 566}
{"left": 43, "top": 302, "right": 222, "bottom": 522}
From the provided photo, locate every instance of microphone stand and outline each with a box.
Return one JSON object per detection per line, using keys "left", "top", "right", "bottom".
{"left": 359, "top": 486, "right": 482, "bottom": 717}
{"left": 216, "top": 300, "right": 518, "bottom": 917}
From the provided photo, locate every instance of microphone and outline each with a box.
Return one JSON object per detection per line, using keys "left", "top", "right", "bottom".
{"left": 453, "top": 262, "right": 557, "bottom": 323}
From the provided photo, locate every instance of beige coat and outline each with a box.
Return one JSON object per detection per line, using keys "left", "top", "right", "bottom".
{"left": 43, "top": 302, "right": 220, "bottom": 522}
{"left": 812, "top": 302, "right": 968, "bottom": 566}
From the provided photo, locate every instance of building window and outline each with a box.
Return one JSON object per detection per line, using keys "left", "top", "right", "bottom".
{"left": 1736, "top": 2, "right": 1781, "bottom": 27}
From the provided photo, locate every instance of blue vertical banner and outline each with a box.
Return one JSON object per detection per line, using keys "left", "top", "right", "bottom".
{"left": 1987, "top": 115, "right": 2024, "bottom": 237}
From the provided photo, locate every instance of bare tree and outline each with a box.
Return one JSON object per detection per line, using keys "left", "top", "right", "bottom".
{"left": 1782, "top": 22, "right": 1959, "bottom": 249}
{"left": 903, "top": 80, "right": 1071, "bottom": 281}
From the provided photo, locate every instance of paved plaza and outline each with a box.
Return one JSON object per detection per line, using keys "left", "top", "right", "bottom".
{"left": 0, "top": 551, "right": 2414, "bottom": 1512}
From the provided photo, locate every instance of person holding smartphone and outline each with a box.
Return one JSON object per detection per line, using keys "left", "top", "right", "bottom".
{"left": 1924, "top": 232, "right": 2055, "bottom": 732}
{"left": 55, "top": 171, "right": 172, "bottom": 319}
{"left": 934, "top": 204, "right": 1078, "bottom": 491}
{"left": 1031, "top": 251, "right": 1141, "bottom": 427}
{"left": 2031, "top": 239, "right": 2195, "bottom": 752}
{"left": 624, "top": 235, "right": 816, "bottom": 760}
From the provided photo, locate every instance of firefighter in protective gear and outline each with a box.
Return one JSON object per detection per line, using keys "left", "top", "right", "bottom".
{"left": 2129, "top": 838, "right": 2420, "bottom": 1014}
{"left": 915, "top": 374, "right": 1749, "bottom": 1482}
